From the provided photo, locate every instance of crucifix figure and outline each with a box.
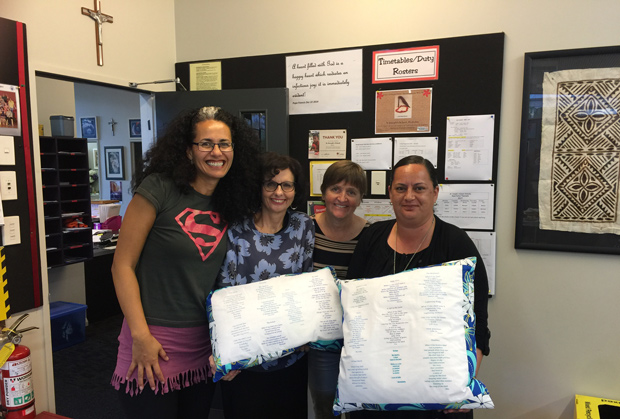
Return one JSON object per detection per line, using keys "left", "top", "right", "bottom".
{"left": 81, "top": 1, "right": 113, "bottom": 66}
{"left": 108, "top": 118, "right": 117, "bottom": 136}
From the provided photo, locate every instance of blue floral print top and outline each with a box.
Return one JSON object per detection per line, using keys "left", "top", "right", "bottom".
{"left": 216, "top": 209, "right": 315, "bottom": 371}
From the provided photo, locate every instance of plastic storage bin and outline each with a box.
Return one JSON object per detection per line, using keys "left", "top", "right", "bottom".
{"left": 50, "top": 301, "right": 87, "bottom": 351}
{"left": 50, "top": 115, "right": 74, "bottom": 137}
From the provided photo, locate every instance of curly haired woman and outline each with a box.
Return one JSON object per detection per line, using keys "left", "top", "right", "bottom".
{"left": 111, "top": 106, "right": 261, "bottom": 418}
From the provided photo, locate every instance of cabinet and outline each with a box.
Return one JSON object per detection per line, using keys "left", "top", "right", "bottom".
{"left": 40, "top": 136, "right": 93, "bottom": 268}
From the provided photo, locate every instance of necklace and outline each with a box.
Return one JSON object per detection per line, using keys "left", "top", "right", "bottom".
{"left": 393, "top": 217, "right": 435, "bottom": 274}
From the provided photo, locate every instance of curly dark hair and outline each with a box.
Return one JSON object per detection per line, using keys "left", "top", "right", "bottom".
{"left": 259, "top": 152, "right": 305, "bottom": 210}
{"left": 132, "top": 106, "right": 262, "bottom": 223}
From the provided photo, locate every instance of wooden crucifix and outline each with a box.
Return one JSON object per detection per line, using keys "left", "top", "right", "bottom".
{"left": 81, "top": 1, "right": 113, "bottom": 66}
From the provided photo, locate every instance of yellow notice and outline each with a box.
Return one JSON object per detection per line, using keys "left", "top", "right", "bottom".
{"left": 190, "top": 62, "right": 222, "bottom": 91}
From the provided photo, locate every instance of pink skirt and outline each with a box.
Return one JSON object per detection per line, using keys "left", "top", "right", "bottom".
{"left": 111, "top": 318, "right": 211, "bottom": 396}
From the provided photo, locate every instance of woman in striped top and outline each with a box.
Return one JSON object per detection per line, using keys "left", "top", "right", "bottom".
{"left": 309, "top": 160, "right": 369, "bottom": 419}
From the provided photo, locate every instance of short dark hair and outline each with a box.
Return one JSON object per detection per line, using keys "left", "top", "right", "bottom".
{"left": 320, "top": 160, "right": 367, "bottom": 197}
{"left": 391, "top": 155, "right": 438, "bottom": 187}
{"left": 260, "top": 152, "right": 305, "bottom": 209}
{"left": 134, "top": 106, "right": 262, "bottom": 223}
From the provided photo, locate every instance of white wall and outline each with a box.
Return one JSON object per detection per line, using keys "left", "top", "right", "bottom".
{"left": 2, "top": 1, "right": 619, "bottom": 417}
{"left": 0, "top": 1, "right": 176, "bottom": 413}
{"left": 174, "top": 1, "right": 620, "bottom": 419}
{"left": 35, "top": 77, "right": 76, "bottom": 137}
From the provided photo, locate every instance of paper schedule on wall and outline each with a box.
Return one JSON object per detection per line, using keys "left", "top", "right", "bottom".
{"left": 434, "top": 183, "right": 495, "bottom": 230}
{"left": 445, "top": 115, "right": 494, "bottom": 180}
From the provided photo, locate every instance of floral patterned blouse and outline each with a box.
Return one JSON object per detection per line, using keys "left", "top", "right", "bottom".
{"left": 217, "top": 210, "right": 315, "bottom": 288}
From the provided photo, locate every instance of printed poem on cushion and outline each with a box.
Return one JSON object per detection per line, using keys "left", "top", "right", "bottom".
{"left": 338, "top": 264, "right": 470, "bottom": 404}
{"left": 209, "top": 268, "right": 343, "bottom": 367}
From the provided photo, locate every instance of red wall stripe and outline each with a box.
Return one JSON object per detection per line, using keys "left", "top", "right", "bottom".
{"left": 16, "top": 21, "right": 41, "bottom": 307}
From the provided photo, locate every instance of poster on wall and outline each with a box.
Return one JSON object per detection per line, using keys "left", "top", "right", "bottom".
{"left": 110, "top": 181, "right": 122, "bottom": 201}
{"left": 286, "top": 49, "right": 363, "bottom": 115}
{"left": 190, "top": 61, "right": 222, "bottom": 91}
{"left": 375, "top": 88, "right": 432, "bottom": 134}
{"left": 372, "top": 45, "right": 439, "bottom": 84}
{"left": 445, "top": 114, "right": 495, "bottom": 181}
{"left": 351, "top": 137, "right": 393, "bottom": 170}
{"left": 394, "top": 137, "right": 438, "bottom": 167}
{"left": 308, "top": 129, "right": 347, "bottom": 159}
{"left": 309, "top": 161, "right": 337, "bottom": 196}
{"left": 0, "top": 84, "right": 21, "bottom": 136}
{"left": 354, "top": 199, "right": 394, "bottom": 224}
{"left": 466, "top": 231, "right": 496, "bottom": 295}
{"left": 434, "top": 183, "right": 495, "bottom": 230}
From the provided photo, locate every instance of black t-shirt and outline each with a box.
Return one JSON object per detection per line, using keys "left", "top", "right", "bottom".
{"left": 347, "top": 216, "right": 490, "bottom": 355}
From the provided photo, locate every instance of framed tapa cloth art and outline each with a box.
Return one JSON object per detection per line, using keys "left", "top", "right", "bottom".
{"left": 515, "top": 45, "right": 620, "bottom": 254}
{"left": 104, "top": 146, "right": 124, "bottom": 180}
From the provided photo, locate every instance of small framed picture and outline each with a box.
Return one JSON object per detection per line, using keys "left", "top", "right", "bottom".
{"left": 93, "top": 149, "right": 99, "bottom": 169}
{"left": 129, "top": 119, "right": 141, "bottom": 138}
{"left": 0, "top": 83, "right": 21, "bottom": 136}
{"left": 104, "top": 146, "right": 124, "bottom": 180}
{"left": 80, "top": 116, "right": 98, "bottom": 139}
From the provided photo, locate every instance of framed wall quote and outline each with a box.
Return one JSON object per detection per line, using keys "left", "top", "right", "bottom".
{"left": 515, "top": 45, "right": 620, "bottom": 254}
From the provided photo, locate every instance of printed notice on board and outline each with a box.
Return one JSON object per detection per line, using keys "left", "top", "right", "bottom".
{"left": 445, "top": 115, "right": 494, "bottom": 180}
{"left": 308, "top": 129, "right": 347, "bottom": 159}
{"left": 286, "top": 49, "right": 363, "bottom": 115}
{"left": 434, "top": 183, "right": 495, "bottom": 230}
{"left": 372, "top": 45, "right": 439, "bottom": 83}
{"left": 375, "top": 89, "right": 432, "bottom": 134}
{"left": 466, "top": 231, "right": 496, "bottom": 295}
{"left": 354, "top": 199, "right": 394, "bottom": 224}
{"left": 394, "top": 137, "right": 438, "bottom": 168}
{"left": 351, "top": 137, "right": 393, "bottom": 170}
{"left": 190, "top": 62, "right": 222, "bottom": 91}
{"left": 310, "top": 161, "right": 337, "bottom": 196}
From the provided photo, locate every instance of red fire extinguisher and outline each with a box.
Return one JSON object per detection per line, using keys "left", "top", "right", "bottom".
{"left": 0, "top": 314, "right": 38, "bottom": 419}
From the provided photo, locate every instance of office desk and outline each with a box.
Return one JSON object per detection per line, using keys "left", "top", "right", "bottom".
{"left": 84, "top": 247, "right": 122, "bottom": 322}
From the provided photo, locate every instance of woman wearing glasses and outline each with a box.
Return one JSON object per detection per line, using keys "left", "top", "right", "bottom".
{"left": 216, "top": 152, "right": 314, "bottom": 419}
{"left": 111, "top": 106, "right": 261, "bottom": 418}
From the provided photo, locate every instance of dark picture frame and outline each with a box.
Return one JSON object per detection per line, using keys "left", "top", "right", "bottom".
{"left": 80, "top": 116, "right": 98, "bottom": 139}
{"left": 104, "top": 146, "right": 124, "bottom": 180}
{"left": 515, "top": 45, "right": 620, "bottom": 255}
{"left": 129, "top": 118, "right": 141, "bottom": 138}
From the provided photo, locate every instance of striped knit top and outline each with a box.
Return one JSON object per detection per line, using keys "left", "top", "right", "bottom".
{"left": 312, "top": 217, "right": 369, "bottom": 280}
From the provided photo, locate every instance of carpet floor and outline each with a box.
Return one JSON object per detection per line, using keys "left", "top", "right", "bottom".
{"left": 52, "top": 313, "right": 224, "bottom": 419}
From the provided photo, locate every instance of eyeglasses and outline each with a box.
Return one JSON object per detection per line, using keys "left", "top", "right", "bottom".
{"left": 263, "top": 181, "right": 296, "bottom": 192}
{"left": 192, "top": 141, "right": 234, "bottom": 152}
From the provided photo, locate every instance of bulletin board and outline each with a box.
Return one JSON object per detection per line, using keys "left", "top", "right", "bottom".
{"left": 0, "top": 17, "right": 43, "bottom": 316}
{"left": 175, "top": 32, "right": 504, "bottom": 231}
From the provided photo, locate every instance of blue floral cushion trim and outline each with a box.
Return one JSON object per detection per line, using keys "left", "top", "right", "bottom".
{"left": 207, "top": 289, "right": 301, "bottom": 382}
{"left": 208, "top": 266, "right": 340, "bottom": 382}
{"left": 308, "top": 338, "right": 343, "bottom": 352}
{"left": 333, "top": 257, "right": 494, "bottom": 414}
